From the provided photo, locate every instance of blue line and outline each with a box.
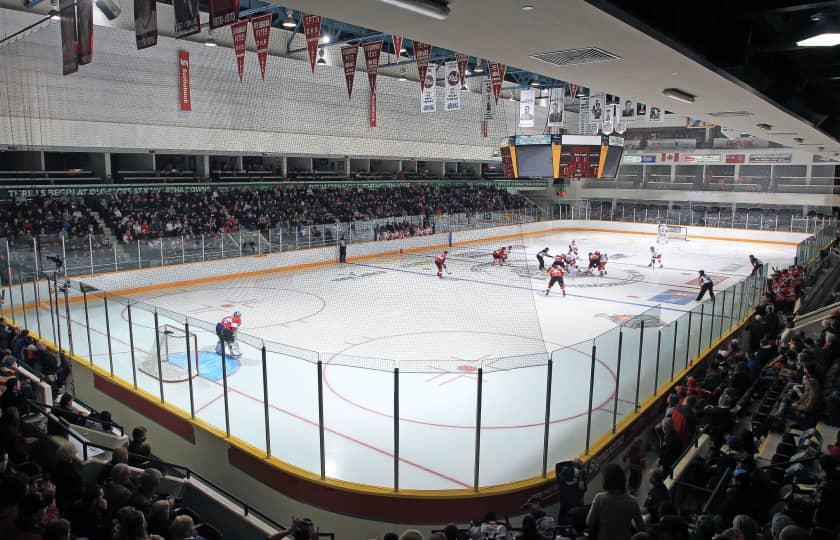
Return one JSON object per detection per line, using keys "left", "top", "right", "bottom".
{"left": 349, "top": 262, "right": 695, "bottom": 314}
{"left": 602, "top": 260, "right": 751, "bottom": 277}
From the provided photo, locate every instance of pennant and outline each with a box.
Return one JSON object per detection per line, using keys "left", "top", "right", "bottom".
{"left": 413, "top": 41, "right": 432, "bottom": 89}
{"left": 251, "top": 13, "right": 272, "bottom": 80}
{"left": 501, "top": 145, "right": 514, "bottom": 178}
{"left": 231, "top": 19, "right": 248, "bottom": 82}
{"left": 455, "top": 52, "right": 469, "bottom": 87}
{"left": 391, "top": 34, "right": 403, "bottom": 57}
{"left": 420, "top": 62, "right": 437, "bottom": 113}
{"left": 303, "top": 14, "right": 322, "bottom": 73}
{"left": 209, "top": 0, "right": 240, "bottom": 29}
{"left": 76, "top": 0, "right": 93, "bottom": 65}
{"left": 519, "top": 88, "right": 535, "bottom": 128}
{"left": 547, "top": 87, "right": 564, "bottom": 128}
{"left": 173, "top": 0, "right": 200, "bottom": 38}
{"left": 363, "top": 40, "right": 383, "bottom": 127}
{"left": 444, "top": 61, "right": 460, "bottom": 111}
{"left": 178, "top": 50, "right": 191, "bottom": 111}
{"left": 340, "top": 45, "right": 358, "bottom": 99}
{"left": 489, "top": 62, "right": 506, "bottom": 104}
{"left": 134, "top": 0, "right": 158, "bottom": 50}
{"left": 59, "top": 0, "right": 78, "bottom": 75}
{"left": 482, "top": 120, "right": 489, "bottom": 138}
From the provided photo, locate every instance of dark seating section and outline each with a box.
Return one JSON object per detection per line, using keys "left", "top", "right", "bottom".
{"left": 0, "top": 194, "right": 104, "bottom": 239}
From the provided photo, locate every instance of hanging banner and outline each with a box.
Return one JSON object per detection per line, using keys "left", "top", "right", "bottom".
{"left": 481, "top": 76, "right": 493, "bottom": 120}
{"left": 444, "top": 61, "right": 460, "bottom": 111}
{"left": 363, "top": 40, "right": 382, "bottom": 127}
{"left": 173, "top": 0, "right": 200, "bottom": 38}
{"left": 60, "top": 0, "right": 78, "bottom": 75}
{"left": 455, "top": 52, "right": 469, "bottom": 87}
{"left": 421, "top": 62, "right": 437, "bottom": 113}
{"left": 589, "top": 92, "right": 605, "bottom": 123}
{"left": 209, "top": 0, "right": 240, "bottom": 29}
{"left": 391, "top": 34, "right": 403, "bottom": 57}
{"left": 76, "top": 0, "right": 93, "bottom": 65}
{"left": 340, "top": 45, "right": 358, "bottom": 99}
{"left": 601, "top": 103, "right": 615, "bottom": 134}
{"left": 568, "top": 83, "right": 578, "bottom": 100}
{"left": 231, "top": 19, "right": 247, "bottom": 82}
{"left": 134, "top": 0, "right": 158, "bottom": 50}
{"left": 547, "top": 87, "right": 564, "bottom": 128}
{"left": 414, "top": 41, "right": 433, "bottom": 89}
{"left": 251, "top": 13, "right": 272, "bottom": 80}
{"left": 519, "top": 88, "right": 535, "bottom": 128}
{"left": 303, "top": 13, "right": 322, "bottom": 73}
{"left": 620, "top": 98, "right": 636, "bottom": 121}
{"left": 178, "top": 50, "right": 192, "bottom": 111}
{"left": 649, "top": 106, "right": 664, "bottom": 122}
{"left": 501, "top": 145, "right": 514, "bottom": 178}
{"left": 489, "top": 62, "right": 506, "bottom": 104}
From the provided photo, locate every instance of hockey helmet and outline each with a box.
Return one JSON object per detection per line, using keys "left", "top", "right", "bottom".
{"left": 233, "top": 311, "right": 241, "bottom": 317}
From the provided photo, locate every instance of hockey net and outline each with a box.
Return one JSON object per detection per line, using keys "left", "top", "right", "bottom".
{"left": 661, "top": 225, "right": 688, "bottom": 241}
{"left": 138, "top": 324, "right": 199, "bottom": 383}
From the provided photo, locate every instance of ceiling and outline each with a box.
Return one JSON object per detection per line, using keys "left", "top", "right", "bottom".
{"left": 273, "top": 0, "right": 840, "bottom": 155}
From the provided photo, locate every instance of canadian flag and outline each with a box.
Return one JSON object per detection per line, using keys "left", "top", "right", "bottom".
{"left": 660, "top": 152, "right": 680, "bottom": 162}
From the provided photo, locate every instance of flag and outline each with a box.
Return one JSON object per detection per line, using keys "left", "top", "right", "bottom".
{"left": 303, "top": 13, "right": 321, "bottom": 73}
{"left": 363, "top": 40, "right": 382, "bottom": 127}
{"left": 413, "top": 41, "right": 432, "bottom": 89}
{"left": 178, "top": 50, "right": 191, "bottom": 111}
{"left": 173, "top": 0, "right": 200, "bottom": 38}
{"left": 209, "top": 0, "right": 240, "bottom": 29}
{"left": 231, "top": 19, "right": 247, "bottom": 82}
{"left": 134, "top": 0, "right": 158, "bottom": 50}
{"left": 489, "top": 62, "right": 506, "bottom": 104}
{"left": 421, "top": 62, "right": 437, "bottom": 113}
{"left": 60, "top": 0, "right": 78, "bottom": 75}
{"left": 251, "top": 13, "right": 272, "bottom": 80}
{"left": 391, "top": 34, "right": 403, "bottom": 57}
{"left": 76, "top": 0, "right": 93, "bottom": 65}
{"left": 340, "top": 45, "right": 358, "bottom": 99}
{"left": 455, "top": 52, "right": 468, "bottom": 87}
{"left": 519, "top": 88, "right": 535, "bottom": 128}
{"left": 444, "top": 61, "right": 460, "bottom": 111}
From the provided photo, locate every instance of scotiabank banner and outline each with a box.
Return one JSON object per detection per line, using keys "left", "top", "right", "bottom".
{"left": 178, "top": 50, "right": 191, "bottom": 111}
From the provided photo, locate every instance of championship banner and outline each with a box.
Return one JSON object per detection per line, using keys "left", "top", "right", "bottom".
{"left": 519, "top": 88, "right": 535, "bottom": 128}
{"left": 421, "top": 62, "right": 437, "bottom": 113}
{"left": 303, "top": 13, "right": 322, "bottom": 73}
{"left": 76, "top": 0, "right": 93, "bottom": 65}
{"left": 391, "top": 34, "right": 403, "bottom": 57}
{"left": 455, "top": 52, "right": 469, "bottom": 87}
{"left": 134, "top": 0, "right": 158, "bottom": 50}
{"left": 601, "top": 103, "right": 615, "bottom": 134}
{"left": 489, "top": 62, "right": 506, "bottom": 104}
{"left": 231, "top": 20, "right": 248, "bottom": 82}
{"left": 60, "top": 0, "right": 78, "bottom": 75}
{"left": 174, "top": 0, "right": 200, "bottom": 37}
{"left": 547, "top": 87, "right": 564, "bottom": 128}
{"left": 444, "top": 61, "right": 460, "bottom": 111}
{"left": 363, "top": 40, "right": 382, "bottom": 127}
{"left": 481, "top": 76, "right": 493, "bottom": 119}
{"left": 209, "top": 0, "right": 240, "bottom": 29}
{"left": 340, "top": 45, "right": 358, "bottom": 99}
{"left": 413, "top": 41, "right": 432, "bottom": 89}
{"left": 251, "top": 13, "right": 272, "bottom": 80}
{"left": 178, "top": 50, "right": 192, "bottom": 111}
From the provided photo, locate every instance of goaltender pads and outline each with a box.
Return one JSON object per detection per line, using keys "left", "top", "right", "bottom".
{"left": 139, "top": 324, "right": 199, "bottom": 383}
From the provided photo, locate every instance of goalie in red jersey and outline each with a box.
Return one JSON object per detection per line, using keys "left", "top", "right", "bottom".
{"left": 434, "top": 251, "right": 448, "bottom": 278}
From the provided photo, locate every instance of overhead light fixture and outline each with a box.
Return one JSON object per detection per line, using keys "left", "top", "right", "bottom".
{"left": 662, "top": 87, "right": 696, "bottom": 104}
{"left": 509, "top": 93, "right": 515, "bottom": 101}
{"left": 48, "top": 0, "right": 59, "bottom": 18}
{"left": 473, "top": 60, "right": 484, "bottom": 73}
{"left": 465, "top": 68, "right": 472, "bottom": 76}
{"left": 320, "top": 35, "right": 331, "bottom": 44}
{"left": 530, "top": 78, "right": 540, "bottom": 87}
{"left": 797, "top": 33, "right": 840, "bottom": 47}
{"left": 316, "top": 48, "right": 327, "bottom": 65}
{"left": 281, "top": 9, "right": 297, "bottom": 28}
{"left": 205, "top": 30, "right": 217, "bottom": 47}
{"left": 756, "top": 123, "right": 772, "bottom": 131}
{"left": 794, "top": 137, "right": 804, "bottom": 143}
{"left": 378, "top": 0, "right": 450, "bottom": 20}
{"left": 522, "top": 5, "right": 534, "bottom": 10}
{"left": 398, "top": 67, "right": 407, "bottom": 81}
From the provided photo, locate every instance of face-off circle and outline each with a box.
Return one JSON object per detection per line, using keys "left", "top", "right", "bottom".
{"left": 325, "top": 330, "right": 616, "bottom": 429}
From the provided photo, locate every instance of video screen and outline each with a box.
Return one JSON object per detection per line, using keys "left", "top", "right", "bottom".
{"left": 599, "top": 146, "right": 624, "bottom": 179}
{"left": 515, "top": 144, "right": 553, "bottom": 178}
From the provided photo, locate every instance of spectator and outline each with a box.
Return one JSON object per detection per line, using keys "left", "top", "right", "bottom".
{"left": 115, "top": 506, "right": 149, "bottom": 540}
{"left": 514, "top": 515, "right": 541, "bottom": 540}
{"left": 648, "top": 502, "right": 690, "bottom": 540}
{"left": 399, "top": 532, "right": 424, "bottom": 540}
{"left": 128, "top": 468, "right": 163, "bottom": 515}
{"left": 146, "top": 500, "right": 171, "bottom": 538}
{"left": 442, "top": 524, "right": 459, "bottom": 540}
{"left": 128, "top": 426, "right": 152, "bottom": 466}
{"left": 641, "top": 469, "right": 668, "bottom": 523}
{"left": 522, "top": 495, "right": 554, "bottom": 538}
{"left": 52, "top": 443, "right": 83, "bottom": 510}
{"left": 103, "top": 464, "right": 135, "bottom": 516}
{"left": 656, "top": 417, "right": 683, "bottom": 472}
{"left": 585, "top": 463, "right": 644, "bottom": 540}
{"left": 66, "top": 483, "right": 110, "bottom": 540}
{"left": 170, "top": 515, "right": 205, "bottom": 540}
{"left": 42, "top": 518, "right": 71, "bottom": 540}
{"left": 468, "top": 512, "right": 509, "bottom": 540}
{"left": 731, "top": 515, "right": 758, "bottom": 540}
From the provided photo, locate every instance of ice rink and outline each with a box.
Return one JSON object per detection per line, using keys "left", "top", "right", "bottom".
{"left": 23, "top": 229, "right": 800, "bottom": 489}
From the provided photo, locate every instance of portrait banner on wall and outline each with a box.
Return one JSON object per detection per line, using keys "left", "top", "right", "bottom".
{"left": 76, "top": 0, "right": 93, "bottom": 65}
{"left": 547, "top": 87, "right": 564, "bottom": 128}
{"left": 134, "top": 0, "right": 158, "bottom": 50}
{"left": 209, "top": 0, "right": 240, "bottom": 29}
{"left": 60, "top": 0, "right": 78, "bottom": 75}
{"left": 620, "top": 98, "right": 636, "bottom": 120}
{"left": 519, "top": 88, "right": 535, "bottom": 128}
{"left": 173, "top": 0, "right": 200, "bottom": 38}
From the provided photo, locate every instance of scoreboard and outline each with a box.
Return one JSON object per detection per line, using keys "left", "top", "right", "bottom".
{"left": 500, "top": 134, "right": 624, "bottom": 180}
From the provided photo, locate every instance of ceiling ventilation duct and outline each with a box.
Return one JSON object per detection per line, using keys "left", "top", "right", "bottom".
{"left": 530, "top": 47, "right": 620, "bottom": 66}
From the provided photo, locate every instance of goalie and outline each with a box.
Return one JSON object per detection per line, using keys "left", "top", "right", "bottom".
{"left": 657, "top": 223, "right": 669, "bottom": 244}
{"left": 215, "top": 311, "right": 243, "bottom": 358}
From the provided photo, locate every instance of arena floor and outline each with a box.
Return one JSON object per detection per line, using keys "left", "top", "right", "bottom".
{"left": 27, "top": 230, "right": 801, "bottom": 489}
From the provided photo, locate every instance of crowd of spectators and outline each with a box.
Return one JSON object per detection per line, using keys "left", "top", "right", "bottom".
{"left": 373, "top": 220, "right": 435, "bottom": 241}
{"left": 0, "top": 196, "right": 102, "bottom": 241}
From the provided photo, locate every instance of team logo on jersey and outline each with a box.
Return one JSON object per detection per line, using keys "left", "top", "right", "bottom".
{"left": 595, "top": 312, "right": 664, "bottom": 328}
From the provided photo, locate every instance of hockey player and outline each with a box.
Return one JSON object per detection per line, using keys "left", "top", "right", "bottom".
{"left": 503, "top": 245, "right": 512, "bottom": 264}
{"left": 568, "top": 240, "right": 579, "bottom": 256}
{"left": 748, "top": 254, "right": 763, "bottom": 276}
{"left": 492, "top": 246, "right": 505, "bottom": 266}
{"left": 587, "top": 251, "right": 600, "bottom": 274}
{"left": 545, "top": 265, "right": 566, "bottom": 296}
{"left": 536, "top": 247, "right": 552, "bottom": 271}
{"left": 697, "top": 270, "right": 715, "bottom": 302}
{"left": 657, "top": 223, "right": 669, "bottom": 244}
{"left": 648, "top": 246, "right": 663, "bottom": 269}
{"left": 434, "top": 250, "right": 448, "bottom": 278}
{"left": 552, "top": 254, "right": 566, "bottom": 269}
{"left": 215, "top": 312, "right": 242, "bottom": 357}
{"left": 598, "top": 252, "right": 609, "bottom": 276}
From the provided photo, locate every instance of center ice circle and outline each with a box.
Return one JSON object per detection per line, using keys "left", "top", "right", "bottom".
{"left": 324, "top": 330, "right": 616, "bottom": 429}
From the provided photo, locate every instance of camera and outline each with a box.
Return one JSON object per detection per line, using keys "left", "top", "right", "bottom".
{"left": 47, "top": 255, "right": 64, "bottom": 270}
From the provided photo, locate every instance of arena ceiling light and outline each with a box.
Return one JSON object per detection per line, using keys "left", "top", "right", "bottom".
{"left": 473, "top": 60, "right": 484, "bottom": 73}
{"left": 378, "top": 0, "right": 450, "bottom": 20}
{"left": 797, "top": 33, "right": 840, "bottom": 47}
{"left": 281, "top": 9, "right": 297, "bottom": 28}
{"left": 320, "top": 35, "right": 331, "bottom": 44}
{"left": 398, "top": 67, "right": 407, "bottom": 81}
{"left": 205, "top": 30, "right": 217, "bottom": 47}
{"left": 316, "top": 48, "right": 327, "bottom": 65}
{"left": 662, "top": 87, "right": 696, "bottom": 104}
